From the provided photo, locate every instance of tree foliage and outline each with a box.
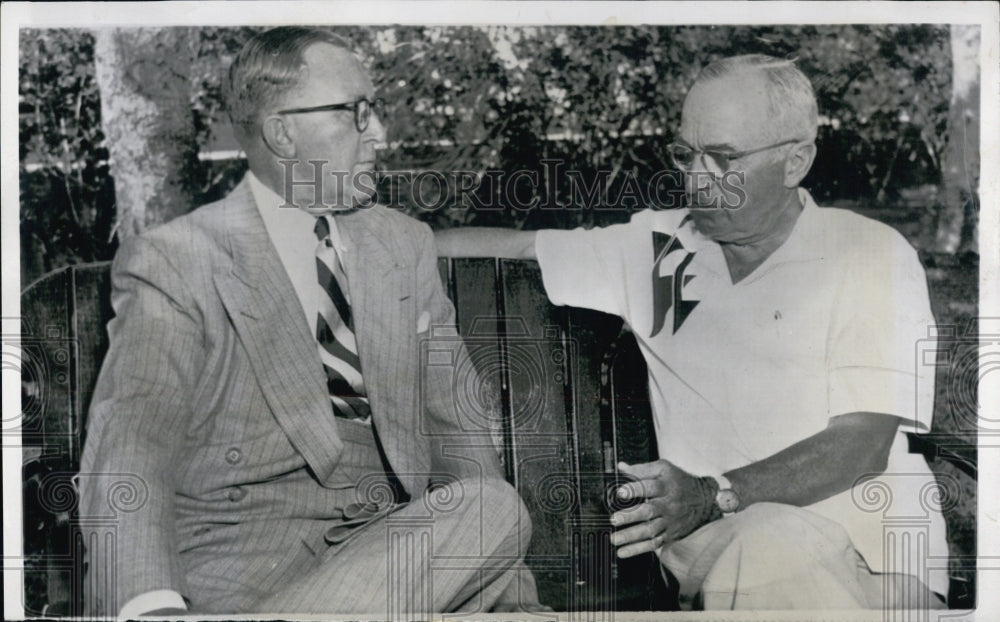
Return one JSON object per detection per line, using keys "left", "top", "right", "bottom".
{"left": 20, "top": 24, "right": 958, "bottom": 283}
{"left": 20, "top": 29, "right": 110, "bottom": 283}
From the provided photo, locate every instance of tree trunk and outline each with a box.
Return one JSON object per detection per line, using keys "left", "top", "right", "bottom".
{"left": 932, "top": 25, "right": 980, "bottom": 255}
{"left": 92, "top": 28, "right": 199, "bottom": 240}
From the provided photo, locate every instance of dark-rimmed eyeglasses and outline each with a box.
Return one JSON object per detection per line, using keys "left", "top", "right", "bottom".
{"left": 667, "top": 139, "right": 801, "bottom": 172}
{"left": 276, "top": 97, "right": 385, "bottom": 133}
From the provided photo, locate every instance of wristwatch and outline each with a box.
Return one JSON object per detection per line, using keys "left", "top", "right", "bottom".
{"left": 713, "top": 474, "right": 740, "bottom": 517}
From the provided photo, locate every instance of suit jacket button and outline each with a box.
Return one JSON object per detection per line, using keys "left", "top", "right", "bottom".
{"left": 225, "top": 448, "right": 242, "bottom": 464}
{"left": 227, "top": 486, "right": 246, "bottom": 502}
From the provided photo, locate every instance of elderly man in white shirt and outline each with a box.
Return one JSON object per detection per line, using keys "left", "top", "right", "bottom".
{"left": 437, "top": 54, "right": 948, "bottom": 610}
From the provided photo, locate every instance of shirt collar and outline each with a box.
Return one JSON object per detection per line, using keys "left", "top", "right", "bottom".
{"left": 767, "top": 187, "right": 825, "bottom": 264}
{"left": 727, "top": 187, "right": 826, "bottom": 283}
{"left": 247, "top": 171, "right": 347, "bottom": 253}
{"left": 668, "top": 187, "right": 825, "bottom": 280}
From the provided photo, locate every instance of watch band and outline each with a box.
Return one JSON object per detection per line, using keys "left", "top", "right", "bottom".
{"left": 712, "top": 474, "right": 740, "bottom": 517}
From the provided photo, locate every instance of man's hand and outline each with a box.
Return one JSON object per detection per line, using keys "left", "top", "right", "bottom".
{"left": 609, "top": 460, "right": 719, "bottom": 558}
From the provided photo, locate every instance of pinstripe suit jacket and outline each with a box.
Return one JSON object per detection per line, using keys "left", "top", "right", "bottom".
{"left": 78, "top": 176, "right": 487, "bottom": 614}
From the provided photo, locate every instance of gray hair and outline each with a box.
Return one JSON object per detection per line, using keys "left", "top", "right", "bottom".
{"left": 694, "top": 54, "right": 818, "bottom": 142}
{"left": 225, "top": 26, "right": 354, "bottom": 139}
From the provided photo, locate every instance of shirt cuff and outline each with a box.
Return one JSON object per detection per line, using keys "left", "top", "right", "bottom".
{"left": 118, "top": 590, "right": 187, "bottom": 619}
{"left": 828, "top": 366, "right": 931, "bottom": 431}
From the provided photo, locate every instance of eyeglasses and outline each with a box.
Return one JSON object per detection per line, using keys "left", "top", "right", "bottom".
{"left": 667, "top": 139, "right": 801, "bottom": 172}
{"left": 276, "top": 97, "right": 385, "bottom": 133}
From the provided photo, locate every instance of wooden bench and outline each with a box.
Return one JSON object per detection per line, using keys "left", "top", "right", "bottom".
{"left": 20, "top": 260, "right": 976, "bottom": 615}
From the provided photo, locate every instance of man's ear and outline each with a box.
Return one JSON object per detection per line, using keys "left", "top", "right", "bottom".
{"left": 260, "top": 115, "right": 296, "bottom": 159}
{"left": 784, "top": 142, "right": 817, "bottom": 188}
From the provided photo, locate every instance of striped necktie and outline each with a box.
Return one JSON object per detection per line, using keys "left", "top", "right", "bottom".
{"left": 314, "top": 215, "right": 371, "bottom": 422}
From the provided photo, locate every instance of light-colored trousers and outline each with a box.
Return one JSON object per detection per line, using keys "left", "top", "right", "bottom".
{"left": 185, "top": 419, "right": 535, "bottom": 616}
{"left": 252, "top": 477, "right": 535, "bottom": 616}
{"left": 661, "top": 502, "right": 946, "bottom": 610}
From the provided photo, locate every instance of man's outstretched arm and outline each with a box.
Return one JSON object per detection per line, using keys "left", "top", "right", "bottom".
{"left": 435, "top": 227, "right": 538, "bottom": 259}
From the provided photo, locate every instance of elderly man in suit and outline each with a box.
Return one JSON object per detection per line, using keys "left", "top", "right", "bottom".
{"left": 78, "top": 27, "right": 533, "bottom": 617}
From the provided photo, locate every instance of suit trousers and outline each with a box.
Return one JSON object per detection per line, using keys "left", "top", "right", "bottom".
{"left": 660, "top": 502, "right": 946, "bottom": 610}
{"left": 184, "top": 418, "right": 532, "bottom": 616}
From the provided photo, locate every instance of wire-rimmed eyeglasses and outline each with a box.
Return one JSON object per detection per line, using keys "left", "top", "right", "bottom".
{"left": 667, "top": 139, "right": 801, "bottom": 172}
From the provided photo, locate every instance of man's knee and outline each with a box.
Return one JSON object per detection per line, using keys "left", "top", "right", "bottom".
{"left": 665, "top": 503, "right": 872, "bottom": 609}
{"left": 455, "top": 477, "right": 531, "bottom": 556}
{"left": 722, "top": 502, "right": 854, "bottom": 561}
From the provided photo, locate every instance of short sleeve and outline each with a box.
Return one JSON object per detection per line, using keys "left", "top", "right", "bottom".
{"left": 826, "top": 228, "right": 936, "bottom": 431}
{"left": 535, "top": 224, "right": 632, "bottom": 317}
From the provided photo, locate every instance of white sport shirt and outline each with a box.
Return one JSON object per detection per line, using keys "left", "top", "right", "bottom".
{"left": 536, "top": 188, "right": 948, "bottom": 595}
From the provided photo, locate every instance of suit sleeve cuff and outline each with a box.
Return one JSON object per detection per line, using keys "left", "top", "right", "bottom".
{"left": 118, "top": 590, "right": 187, "bottom": 619}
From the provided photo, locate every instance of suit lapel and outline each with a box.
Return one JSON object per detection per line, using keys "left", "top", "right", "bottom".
{"left": 335, "top": 209, "right": 426, "bottom": 492}
{"left": 336, "top": 209, "right": 415, "bottom": 424}
{"left": 213, "top": 179, "right": 344, "bottom": 483}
